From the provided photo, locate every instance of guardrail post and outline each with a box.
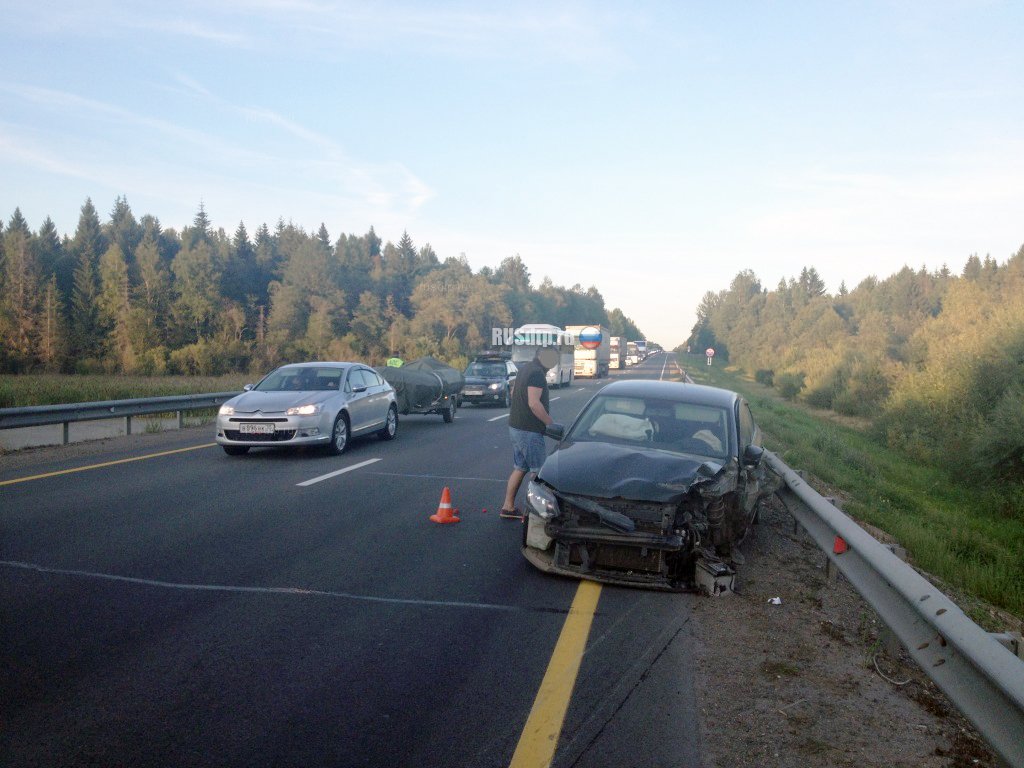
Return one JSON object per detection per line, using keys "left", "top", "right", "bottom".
{"left": 126, "top": 415, "right": 132, "bottom": 436}
{"left": 62, "top": 422, "right": 69, "bottom": 445}
{"left": 178, "top": 411, "right": 184, "bottom": 429}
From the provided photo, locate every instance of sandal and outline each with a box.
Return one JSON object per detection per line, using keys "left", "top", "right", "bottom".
{"left": 499, "top": 507, "right": 524, "bottom": 520}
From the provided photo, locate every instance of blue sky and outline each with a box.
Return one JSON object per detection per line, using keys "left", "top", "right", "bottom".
{"left": 2, "top": 1, "right": 1023, "bottom": 349}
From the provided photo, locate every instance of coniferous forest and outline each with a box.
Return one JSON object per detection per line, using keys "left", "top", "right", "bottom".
{"left": 0, "top": 198, "right": 644, "bottom": 378}
{"left": 687, "top": 249, "right": 1024, "bottom": 488}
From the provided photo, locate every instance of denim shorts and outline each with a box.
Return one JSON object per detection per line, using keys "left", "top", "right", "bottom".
{"left": 509, "top": 427, "right": 547, "bottom": 473}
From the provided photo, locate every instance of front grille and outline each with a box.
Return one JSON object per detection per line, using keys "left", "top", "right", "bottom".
{"left": 559, "top": 497, "right": 674, "bottom": 536}
{"left": 224, "top": 430, "right": 297, "bottom": 442}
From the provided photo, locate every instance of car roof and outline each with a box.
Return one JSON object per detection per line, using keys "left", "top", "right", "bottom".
{"left": 278, "top": 362, "right": 354, "bottom": 369}
{"left": 594, "top": 379, "right": 739, "bottom": 408}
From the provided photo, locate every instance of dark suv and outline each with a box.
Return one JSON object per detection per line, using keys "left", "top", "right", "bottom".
{"left": 461, "top": 355, "right": 518, "bottom": 407}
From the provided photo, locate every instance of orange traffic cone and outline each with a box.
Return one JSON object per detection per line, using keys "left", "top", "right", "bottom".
{"left": 430, "top": 487, "right": 460, "bottom": 524}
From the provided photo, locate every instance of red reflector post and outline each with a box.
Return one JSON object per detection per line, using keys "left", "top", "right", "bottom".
{"left": 833, "top": 536, "right": 849, "bottom": 554}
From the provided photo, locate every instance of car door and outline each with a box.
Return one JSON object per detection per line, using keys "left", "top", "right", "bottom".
{"left": 361, "top": 368, "right": 390, "bottom": 429}
{"left": 345, "top": 368, "right": 374, "bottom": 433}
{"left": 736, "top": 399, "right": 762, "bottom": 518}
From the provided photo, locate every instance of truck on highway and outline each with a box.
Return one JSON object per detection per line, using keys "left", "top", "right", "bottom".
{"left": 511, "top": 324, "right": 575, "bottom": 388}
{"left": 609, "top": 336, "right": 623, "bottom": 370}
{"left": 625, "top": 341, "right": 640, "bottom": 366}
{"left": 566, "top": 325, "right": 611, "bottom": 378}
{"left": 634, "top": 339, "right": 648, "bottom": 360}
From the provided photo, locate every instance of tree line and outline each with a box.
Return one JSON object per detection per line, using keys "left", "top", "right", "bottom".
{"left": 687, "top": 250, "right": 1024, "bottom": 486}
{"left": 0, "top": 198, "right": 645, "bottom": 376}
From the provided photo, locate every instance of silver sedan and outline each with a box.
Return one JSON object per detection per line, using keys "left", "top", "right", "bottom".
{"left": 215, "top": 362, "right": 398, "bottom": 456}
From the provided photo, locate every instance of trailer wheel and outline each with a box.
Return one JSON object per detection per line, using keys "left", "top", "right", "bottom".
{"left": 443, "top": 399, "right": 456, "bottom": 423}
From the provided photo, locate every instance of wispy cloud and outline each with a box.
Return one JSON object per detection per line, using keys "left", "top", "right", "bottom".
{"left": 119, "top": 16, "right": 251, "bottom": 46}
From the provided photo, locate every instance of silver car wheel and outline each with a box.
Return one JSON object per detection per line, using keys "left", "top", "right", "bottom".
{"left": 378, "top": 405, "right": 397, "bottom": 441}
{"left": 328, "top": 414, "right": 349, "bottom": 455}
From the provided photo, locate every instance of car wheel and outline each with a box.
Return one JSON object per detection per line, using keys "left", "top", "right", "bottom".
{"left": 378, "top": 405, "right": 398, "bottom": 441}
{"left": 222, "top": 445, "right": 249, "bottom": 456}
{"left": 521, "top": 511, "right": 530, "bottom": 548}
{"left": 328, "top": 413, "right": 350, "bottom": 455}
{"left": 503, "top": 388, "right": 511, "bottom": 408}
{"left": 442, "top": 398, "right": 456, "bottom": 423}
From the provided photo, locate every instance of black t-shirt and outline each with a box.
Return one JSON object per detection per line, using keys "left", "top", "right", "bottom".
{"left": 508, "top": 359, "right": 550, "bottom": 434}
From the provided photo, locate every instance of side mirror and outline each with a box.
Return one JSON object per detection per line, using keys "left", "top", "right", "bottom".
{"left": 742, "top": 444, "right": 764, "bottom": 467}
{"left": 243, "top": 383, "right": 254, "bottom": 391}
{"left": 352, "top": 385, "right": 367, "bottom": 393}
{"left": 545, "top": 423, "right": 565, "bottom": 441}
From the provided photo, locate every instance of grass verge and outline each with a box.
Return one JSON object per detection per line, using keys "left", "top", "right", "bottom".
{"left": 0, "top": 374, "right": 249, "bottom": 408}
{"left": 680, "top": 355, "right": 1024, "bottom": 624}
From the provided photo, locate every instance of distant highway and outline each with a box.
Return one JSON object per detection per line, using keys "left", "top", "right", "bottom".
{"left": 1, "top": 354, "right": 705, "bottom": 768}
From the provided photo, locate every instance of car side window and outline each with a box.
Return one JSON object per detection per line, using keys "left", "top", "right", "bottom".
{"left": 351, "top": 369, "right": 371, "bottom": 390}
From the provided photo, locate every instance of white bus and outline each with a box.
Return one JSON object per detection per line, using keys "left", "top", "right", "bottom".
{"left": 511, "top": 324, "right": 575, "bottom": 388}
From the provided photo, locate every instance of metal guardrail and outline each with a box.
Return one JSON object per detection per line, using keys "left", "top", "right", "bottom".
{"left": 765, "top": 450, "right": 1024, "bottom": 768}
{"left": 0, "top": 392, "right": 241, "bottom": 444}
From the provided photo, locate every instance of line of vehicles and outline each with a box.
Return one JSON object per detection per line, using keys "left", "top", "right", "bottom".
{"left": 214, "top": 324, "right": 663, "bottom": 457}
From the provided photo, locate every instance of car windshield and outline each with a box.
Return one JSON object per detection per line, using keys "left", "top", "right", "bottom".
{"left": 566, "top": 395, "right": 731, "bottom": 460}
{"left": 465, "top": 362, "right": 506, "bottom": 377}
{"left": 254, "top": 367, "right": 344, "bottom": 392}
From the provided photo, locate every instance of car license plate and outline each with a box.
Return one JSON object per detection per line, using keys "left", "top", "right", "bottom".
{"left": 239, "top": 423, "right": 275, "bottom": 434}
{"left": 464, "top": 388, "right": 483, "bottom": 395}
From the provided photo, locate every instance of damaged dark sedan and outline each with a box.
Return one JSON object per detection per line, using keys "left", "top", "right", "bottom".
{"left": 521, "top": 380, "right": 776, "bottom": 593}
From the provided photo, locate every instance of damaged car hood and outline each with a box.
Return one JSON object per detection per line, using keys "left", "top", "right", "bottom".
{"left": 538, "top": 440, "right": 724, "bottom": 503}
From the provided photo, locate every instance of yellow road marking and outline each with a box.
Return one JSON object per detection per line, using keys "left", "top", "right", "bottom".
{"left": 0, "top": 444, "right": 216, "bottom": 486}
{"left": 510, "top": 580, "right": 602, "bottom": 768}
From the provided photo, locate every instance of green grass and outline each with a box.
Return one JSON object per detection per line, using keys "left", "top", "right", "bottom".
{"left": 680, "top": 355, "right": 1024, "bottom": 623}
{"left": 0, "top": 374, "right": 250, "bottom": 408}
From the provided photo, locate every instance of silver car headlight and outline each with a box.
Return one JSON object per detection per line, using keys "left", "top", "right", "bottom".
{"left": 287, "top": 403, "right": 323, "bottom": 416}
{"left": 219, "top": 404, "right": 235, "bottom": 416}
{"left": 488, "top": 383, "right": 501, "bottom": 390}
{"left": 526, "top": 480, "right": 560, "bottom": 519}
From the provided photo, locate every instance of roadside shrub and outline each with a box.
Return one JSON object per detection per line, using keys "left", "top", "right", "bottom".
{"left": 776, "top": 372, "right": 805, "bottom": 400}
{"left": 970, "top": 386, "right": 1024, "bottom": 482}
{"left": 754, "top": 369, "right": 774, "bottom": 387}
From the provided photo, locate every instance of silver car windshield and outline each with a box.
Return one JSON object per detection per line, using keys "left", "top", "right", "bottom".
{"left": 567, "top": 395, "right": 731, "bottom": 460}
{"left": 255, "top": 367, "right": 345, "bottom": 392}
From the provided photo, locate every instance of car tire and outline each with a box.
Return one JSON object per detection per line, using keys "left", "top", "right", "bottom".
{"left": 222, "top": 445, "right": 249, "bottom": 456}
{"left": 521, "top": 511, "right": 530, "bottom": 548}
{"left": 442, "top": 398, "right": 456, "bottom": 423}
{"left": 504, "top": 388, "right": 511, "bottom": 407}
{"left": 328, "top": 413, "right": 350, "bottom": 455}
{"left": 378, "top": 405, "right": 398, "bottom": 441}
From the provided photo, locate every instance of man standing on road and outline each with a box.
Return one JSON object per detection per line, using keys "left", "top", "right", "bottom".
{"left": 500, "top": 346, "right": 558, "bottom": 519}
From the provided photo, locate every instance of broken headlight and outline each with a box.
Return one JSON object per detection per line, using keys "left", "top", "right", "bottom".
{"left": 526, "top": 480, "right": 560, "bottom": 519}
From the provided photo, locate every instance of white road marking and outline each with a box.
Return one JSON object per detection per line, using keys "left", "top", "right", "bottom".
{"left": 297, "top": 458, "right": 381, "bottom": 486}
{"left": 368, "top": 471, "right": 504, "bottom": 483}
{"left": 660, "top": 357, "right": 669, "bottom": 380}
{"left": 0, "top": 559, "right": 527, "bottom": 612}
{"left": 489, "top": 396, "right": 559, "bottom": 422}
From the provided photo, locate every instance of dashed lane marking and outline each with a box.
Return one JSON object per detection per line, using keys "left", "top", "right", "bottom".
{"left": 297, "top": 458, "right": 381, "bottom": 486}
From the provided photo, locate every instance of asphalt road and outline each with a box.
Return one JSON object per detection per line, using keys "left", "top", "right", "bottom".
{"left": 0, "top": 353, "right": 703, "bottom": 768}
